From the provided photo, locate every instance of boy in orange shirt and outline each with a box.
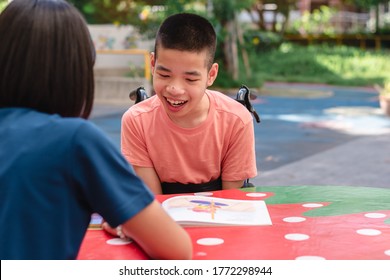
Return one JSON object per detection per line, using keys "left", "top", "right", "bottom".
{"left": 121, "top": 13, "right": 257, "bottom": 194}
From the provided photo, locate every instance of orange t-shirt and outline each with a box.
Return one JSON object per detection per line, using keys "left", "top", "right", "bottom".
{"left": 121, "top": 89, "right": 257, "bottom": 184}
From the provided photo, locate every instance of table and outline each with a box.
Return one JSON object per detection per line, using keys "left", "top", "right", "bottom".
{"left": 77, "top": 186, "right": 390, "bottom": 260}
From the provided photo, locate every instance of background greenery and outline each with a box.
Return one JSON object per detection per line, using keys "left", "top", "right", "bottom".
{"left": 1, "top": 0, "right": 389, "bottom": 90}
{"left": 214, "top": 42, "right": 390, "bottom": 89}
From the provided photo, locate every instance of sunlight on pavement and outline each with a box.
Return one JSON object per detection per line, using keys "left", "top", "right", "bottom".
{"left": 262, "top": 106, "right": 390, "bottom": 136}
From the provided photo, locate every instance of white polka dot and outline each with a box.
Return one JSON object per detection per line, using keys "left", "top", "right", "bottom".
{"left": 384, "top": 250, "right": 390, "bottom": 256}
{"left": 196, "top": 238, "right": 224, "bottom": 246}
{"left": 283, "top": 217, "right": 306, "bottom": 223}
{"left": 365, "top": 213, "right": 386, "bottom": 218}
{"left": 246, "top": 193, "right": 267, "bottom": 197}
{"left": 106, "top": 238, "right": 133, "bottom": 245}
{"left": 356, "top": 229, "right": 382, "bottom": 236}
{"left": 196, "top": 252, "right": 208, "bottom": 257}
{"left": 302, "top": 203, "right": 324, "bottom": 208}
{"left": 194, "top": 192, "right": 214, "bottom": 196}
{"left": 285, "top": 233, "right": 310, "bottom": 241}
{"left": 296, "top": 256, "right": 326, "bottom": 260}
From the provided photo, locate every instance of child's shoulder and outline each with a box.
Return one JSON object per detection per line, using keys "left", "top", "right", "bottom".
{"left": 207, "top": 89, "right": 251, "bottom": 120}
{"left": 126, "top": 95, "right": 161, "bottom": 117}
{"left": 207, "top": 89, "right": 241, "bottom": 105}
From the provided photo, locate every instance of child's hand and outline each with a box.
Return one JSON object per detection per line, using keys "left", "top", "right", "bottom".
{"left": 101, "top": 221, "right": 118, "bottom": 236}
{"left": 102, "top": 221, "right": 132, "bottom": 241}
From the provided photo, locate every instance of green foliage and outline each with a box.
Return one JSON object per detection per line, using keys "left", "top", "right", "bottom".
{"left": 287, "top": 5, "right": 338, "bottom": 35}
{"left": 0, "top": 0, "right": 9, "bottom": 12}
{"left": 213, "top": 0, "right": 256, "bottom": 22}
{"left": 215, "top": 42, "right": 390, "bottom": 89}
{"left": 244, "top": 30, "right": 284, "bottom": 52}
{"left": 344, "top": 0, "right": 390, "bottom": 9}
{"left": 68, "top": 0, "right": 207, "bottom": 38}
{"left": 63, "top": 0, "right": 389, "bottom": 89}
{"left": 212, "top": 67, "right": 243, "bottom": 89}
{"left": 250, "top": 42, "right": 390, "bottom": 87}
{"left": 211, "top": 32, "right": 390, "bottom": 89}
{"left": 68, "top": 0, "right": 139, "bottom": 24}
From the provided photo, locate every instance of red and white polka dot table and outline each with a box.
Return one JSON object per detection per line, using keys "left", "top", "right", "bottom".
{"left": 77, "top": 186, "right": 390, "bottom": 260}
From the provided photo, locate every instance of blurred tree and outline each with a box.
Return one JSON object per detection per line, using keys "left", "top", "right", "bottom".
{"left": 247, "top": 0, "right": 298, "bottom": 34}
{"left": 68, "top": 0, "right": 204, "bottom": 36}
{"left": 0, "top": 0, "right": 9, "bottom": 12}
{"left": 68, "top": 0, "right": 141, "bottom": 24}
{"left": 68, "top": 0, "right": 255, "bottom": 84}
{"left": 289, "top": 5, "right": 337, "bottom": 35}
{"left": 344, "top": 0, "right": 389, "bottom": 7}
{"left": 212, "top": 0, "right": 255, "bottom": 80}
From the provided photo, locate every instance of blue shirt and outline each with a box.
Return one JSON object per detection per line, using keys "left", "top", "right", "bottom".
{"left": 0, "top": 108, "right": 154, "bottom": 259}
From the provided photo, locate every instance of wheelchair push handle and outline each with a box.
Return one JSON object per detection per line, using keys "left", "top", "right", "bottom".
{"left": 235, "top": 85, "right": 261, "bottom": 123}
{"left": 236, "top": 85, "right": 250, "bottom": 102}
{"left": 129, "top": 86, "right": 149, "bottom": 103}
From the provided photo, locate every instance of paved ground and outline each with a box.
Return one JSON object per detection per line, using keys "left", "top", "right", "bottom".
{"left": 91, "top": 82, "right": 390, "bottom": 189}
{"left": 251, "top": 134, "right": 390, "bottom": 189}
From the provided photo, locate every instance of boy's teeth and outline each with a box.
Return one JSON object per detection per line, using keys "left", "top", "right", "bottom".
{"left": 167, "top": 98, "right": 186, "bottom": 105}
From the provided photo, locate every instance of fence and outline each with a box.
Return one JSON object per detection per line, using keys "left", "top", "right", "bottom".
{"left": 284, "top": 34, "right": 390, "bottom": 50}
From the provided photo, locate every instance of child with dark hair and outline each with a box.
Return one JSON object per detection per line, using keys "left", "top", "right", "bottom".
{"left": 121, "top": 13, "right": 257, "bottom": 195}
{"left": 0, "top": 0, "right": 192, "bottom": 260}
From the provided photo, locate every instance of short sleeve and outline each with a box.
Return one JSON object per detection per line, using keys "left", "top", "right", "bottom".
{"left": 70, "top": 122, "right": 154, "bottom": 227}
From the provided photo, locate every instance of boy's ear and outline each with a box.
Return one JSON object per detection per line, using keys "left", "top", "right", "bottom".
{"left": 207, "top": 63, "right": 219, "bottom": 87}
{"left": 150, "top": 52, "right": 156, "bottom": 71}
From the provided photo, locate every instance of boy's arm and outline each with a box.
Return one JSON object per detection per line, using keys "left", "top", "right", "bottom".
{"left": 121, "top": 110, "right": 162, "bottom": 194}
{"left": 133, "top": 166, "right": 163, "bottom": 195}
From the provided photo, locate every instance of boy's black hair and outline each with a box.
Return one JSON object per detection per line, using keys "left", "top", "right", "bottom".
{"left": 0, "top": 0, "right": 95, "bottom": 118}
{"left": 154, "top": 13, "right": 217, "bottom": 69}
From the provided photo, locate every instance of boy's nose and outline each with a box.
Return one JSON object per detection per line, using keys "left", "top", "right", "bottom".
{"left": 166, "top": 85, "right": 184, "bottom": 95}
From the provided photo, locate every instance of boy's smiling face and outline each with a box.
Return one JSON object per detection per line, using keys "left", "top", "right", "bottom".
{"left": 151, "top": 47, "right": 218, "bottom": 128}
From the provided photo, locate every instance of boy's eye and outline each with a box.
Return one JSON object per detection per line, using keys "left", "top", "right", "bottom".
{"left": 186, "top": 79, "right": 199, "bottom": 82}
{"left": 158, "top": 73, "right": 170, "bottom": 78}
